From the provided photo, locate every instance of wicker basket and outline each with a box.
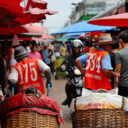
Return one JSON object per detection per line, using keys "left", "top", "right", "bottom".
{"left": 72, "top": 97, "right": 128, "bottom": 128}
{"left": 1, "top": 111, "right": 59, "bottom": 128}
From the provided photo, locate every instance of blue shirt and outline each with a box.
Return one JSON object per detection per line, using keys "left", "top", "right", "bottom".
{"left": 77, "top": 48, "right": 113, "bottom": 70}
{"left": 42, "top": 49, "right": 51, "bottom": 64}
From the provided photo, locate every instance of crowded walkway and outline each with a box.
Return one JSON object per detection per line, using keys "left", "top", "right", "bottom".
{"left": 1, "top": 0, "right": 128, "bottom": 128}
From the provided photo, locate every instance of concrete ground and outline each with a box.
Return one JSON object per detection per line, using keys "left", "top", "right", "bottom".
{"left": 46, "top": 78, "right": 72, "bottom": 128}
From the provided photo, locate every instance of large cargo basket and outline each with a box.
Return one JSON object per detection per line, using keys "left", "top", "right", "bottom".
{"left": 1, "top": 111, "right": 59, "bottom": 128}
{"left": 72, "top": 97, "right": 128, "bottom": 128}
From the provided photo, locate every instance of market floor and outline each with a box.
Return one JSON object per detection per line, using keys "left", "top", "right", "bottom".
{"left": 45, "top": 78, "right": 72, "bottom": 128}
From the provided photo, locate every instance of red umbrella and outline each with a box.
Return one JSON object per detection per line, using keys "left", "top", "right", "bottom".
{"left": 0, "top": 24, "right": 47, "bottom": 35}
{"left": 88, "top": 13, "right": 128, "bottom": 27}
{"left": 0, "top": 0, "right": 56, "bottom": 27}
{"left": 33, "top": 33, "right": 55, "bottom": 42}
{"left": 24, "top": 0, "right": 47, "bottom": 10}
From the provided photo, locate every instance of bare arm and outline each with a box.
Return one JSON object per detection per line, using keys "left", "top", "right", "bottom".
{"left": 38, "top": 60, "right": 52, "bottom": 86}
{"left": 75, "top": 59, "right": 84, "bottom": 76}
{"left": 114, "top": 64, "right": 121, "bottom": 82}
{"left": 103, "top": 69, "right": 120, "bottom": 77}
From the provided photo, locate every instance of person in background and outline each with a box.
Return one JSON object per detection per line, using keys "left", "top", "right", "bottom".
{"left": 42, "top": 43, "right": 54, "bottom": 73}
{"left": 0, "top": 56, "right": 6, "bottom": 100}
{"left": 66, "top": 41, "right": 71, "bottom": 55}
{"left": 115, "top": 30, "right": 128, "bottom": 97}
{"left": 60, "top": 43, "right": 67, "bottom": 57}
{"left": 28, "top": 41, "right": 42, "bottom": 60}
{"left": 109, "top": 38, "right": 120, "bottom": 88}
{"left": 83, "top": 39, "right": 92, "bottom": 54}
{"left": 76, "top": 33, "right": 119, "bottom": 91}
{"left": 39, "top": 43, "right": 44, "bottom": 58}
{"left": 54, "top": 41, "right": 60, "bottom": 57}
{"left": 62, "top": 39, "right": 83, "bottom": 106}
{"left": 8, "top": 46, "right": 52, "bottom": 95}
{"left": 26, "top": 41, "right": 31, "bottom": 54}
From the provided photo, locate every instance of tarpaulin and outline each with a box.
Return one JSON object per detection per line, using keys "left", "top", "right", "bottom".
{"left": 0, "top": 93, "right": 64, "bottom": 124}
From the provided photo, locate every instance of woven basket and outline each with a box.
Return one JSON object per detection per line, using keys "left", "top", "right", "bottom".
{"left": 72, "top": 97, "right": 128, "bottom": 128}
{"left": 1, "top": 111, "right": 59, "bottom": 128}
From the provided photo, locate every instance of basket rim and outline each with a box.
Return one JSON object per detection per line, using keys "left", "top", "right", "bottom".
{"left": 0, "top": 106, "right": 57, "bottom": 119}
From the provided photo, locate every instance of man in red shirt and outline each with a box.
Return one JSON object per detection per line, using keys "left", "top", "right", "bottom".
{"left": 76, "top": 33, "right": 119, "bottom": 91}
{"left": 8, "top": 46, "right": 52, "bottom": 95}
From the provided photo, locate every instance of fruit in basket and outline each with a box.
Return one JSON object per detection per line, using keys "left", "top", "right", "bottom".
{"left": 76, "top": 102, "right": 119, "bottom": 110}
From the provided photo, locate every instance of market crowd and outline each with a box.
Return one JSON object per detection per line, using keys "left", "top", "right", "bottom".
{"left": 0, "top": 39, "right": 70, "bottom": 99}
{"left": 0, "top": 30, "right": 128, "bottom": 101}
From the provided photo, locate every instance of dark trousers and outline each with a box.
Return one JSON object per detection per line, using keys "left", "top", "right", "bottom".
{"left": 47, "top": 62, "right": 54, "bottom": 73}
{"left": 118, "top": 86, "right": 128, "bottom": 97}
{"left": 65, "top": 82, "right": 74, "bottom": 106}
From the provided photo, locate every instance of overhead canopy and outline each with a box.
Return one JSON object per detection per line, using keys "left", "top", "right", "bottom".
{"left": 56, "top": 38, "right": 74, "bottom": 42}
{"left": 33, "top": 33, "right": 55, "bottom": 42}
{"left": 62, "top": 32, "right": 84, "bottom": 38}
{"left": 54, "top": 21, "right": 115, "bottom": 34}
{"left": 88, "top": 13, "right": 128, "bottom": 27}
{"left": 0, "top": 0, "right": 57, "bottom": 28}
{"left": 0, "top": 24, "right": 48, "bottom": 35}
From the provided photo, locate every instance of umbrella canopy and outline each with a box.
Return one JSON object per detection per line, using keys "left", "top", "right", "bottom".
{"left": 54, "top": 21, "right": 115, "bottom": 34}
{"left": 0, "top": 0, "right": 57, "bottom": 27}
{"left": 88, "top": 13, "right": 128, "bottom": 27}
{"left": 62, "top": 32, "right": 84, "bottom": 38}
{"left": 0, "top": 24, "right": 47, "bottom": 35}
{"left": 56, "top": 38, "right": 74, "bottom": 42}
{"left": 23, "top": 24, "right": 48, "bottom": 33}
{"left": 33, "top": 33, "right": 54, "bottom": 42}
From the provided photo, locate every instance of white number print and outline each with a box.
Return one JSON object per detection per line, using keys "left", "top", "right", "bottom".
{"left": 18, "top": 62, "right": 37, "bottom": 84}
{"left": 29, "top": 62, "right": 37, "bottom": 81}
{"left": 86, "top": 53, "right": 101, "bottom": 73}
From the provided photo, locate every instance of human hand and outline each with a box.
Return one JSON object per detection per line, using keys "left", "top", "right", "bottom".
{"left": 46, "top": 81, "right": 52, "bottom": 88}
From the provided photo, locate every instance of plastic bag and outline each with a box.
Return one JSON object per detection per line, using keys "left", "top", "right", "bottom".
{"left": 70, "top": 92, "right": 122, "bottom": 113}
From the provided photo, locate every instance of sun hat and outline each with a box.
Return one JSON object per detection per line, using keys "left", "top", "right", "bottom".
{"left": 95, "top": 33, "right": 115, "bottom": 45}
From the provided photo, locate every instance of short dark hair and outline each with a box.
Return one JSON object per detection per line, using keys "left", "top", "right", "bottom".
{"left": 31, "top": 40, "right": 37, "bottom": 47}
{"left": 119, "top": 30, "right": 128, "bottom": 43}
{"left": 111, "top": 37, "right": 119, "bottom": 49}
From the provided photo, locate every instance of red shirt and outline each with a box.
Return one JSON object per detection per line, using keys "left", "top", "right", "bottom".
{"left": 13, "top": 59, "right": 44, "bottom": 94}
{"left": 84, "top": 49, "right": 112, "bottom": 90}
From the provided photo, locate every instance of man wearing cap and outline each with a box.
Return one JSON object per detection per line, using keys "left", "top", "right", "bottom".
{"left": 8, "top": 46, "right": 52, "bottom": 95}
{"left": 76, "top": 33, "right": 119, "bottom": 91}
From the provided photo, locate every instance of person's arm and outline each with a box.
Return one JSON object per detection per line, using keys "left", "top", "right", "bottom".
{"left": 102, "top": 54, "right": 120, "bottom": 88}
{"left": 103, "top": 69, "right": 119, "bottom": 77}
{"left": 75, "top": 59, "right": 85, "bottom": 76}
{"left": 115, "top": 64, "right": 121, "bottom": 76}
{"left": 75, "top": 54, "right": 88, "bottom": 76}
{"left": 114, "top": 52, "right": 121, "bottom": 84}
{"left": 102, "top": 54, "right": 120, "bottom": 77}
{"left": 7, "top": 68, "right": 18, "bottom": 96}
{"left": 8, "top": 68, "right": 18, "bottom": 86}
{"left": 38, "top": 60, "right": 52, "bottom": 85}
{"left": 114, "top": 64, "right": 121, "bottom": 88}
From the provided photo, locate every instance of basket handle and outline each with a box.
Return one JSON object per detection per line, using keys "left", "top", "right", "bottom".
{"left": 74, "top": 98, "right": 77, "bottom": 111}
{"left": 121, "top": 96, "right": 125, "bottom": 110}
